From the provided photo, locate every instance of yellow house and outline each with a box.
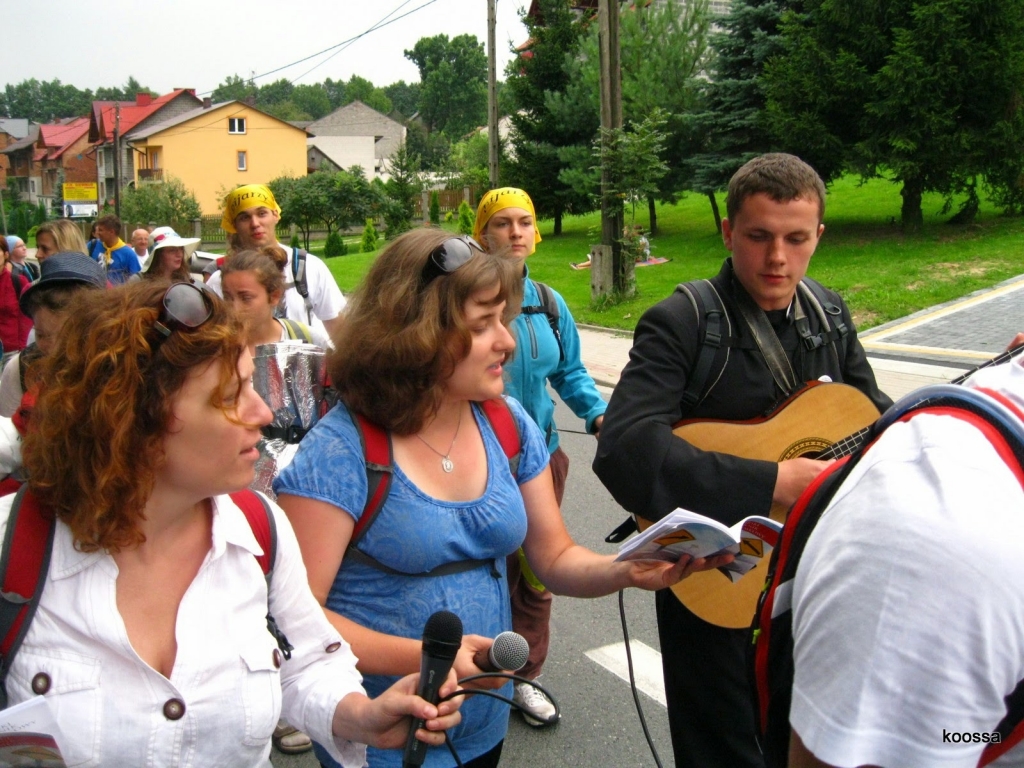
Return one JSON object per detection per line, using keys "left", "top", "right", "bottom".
{"left": 127, "top": 100, "right": 308, "bottom": 214}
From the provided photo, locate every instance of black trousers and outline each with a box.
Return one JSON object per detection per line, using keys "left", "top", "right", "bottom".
{"left": 656, "top": 589, "right": 765, "bottom": 768}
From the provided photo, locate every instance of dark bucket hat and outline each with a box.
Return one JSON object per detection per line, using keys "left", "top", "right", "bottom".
{"left": 20, "top": 251, "right": 107, "bottom": 317}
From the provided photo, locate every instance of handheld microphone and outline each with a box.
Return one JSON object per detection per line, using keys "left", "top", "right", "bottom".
{"left": 472, "top": 631, "right": 530, "bottom": 673}
{"left": 403, "top": 610, "right": 463, "bottom": 768}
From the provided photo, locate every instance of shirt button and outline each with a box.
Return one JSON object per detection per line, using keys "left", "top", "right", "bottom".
{"left": 31, "top": 673, "right": 51, "bottom": 695}
{"left": 325, "top": 641, "right": 342, "bottom": 654}
{"left": 163, "top": 698, "right": 186, "bottom": 721}
{"left": 272, "top": 649, "right": 282, "bottom": 669}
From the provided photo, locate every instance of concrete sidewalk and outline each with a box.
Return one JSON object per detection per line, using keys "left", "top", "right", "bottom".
{"left": 575, "top": 272, "right": 1024, "bottom": 401}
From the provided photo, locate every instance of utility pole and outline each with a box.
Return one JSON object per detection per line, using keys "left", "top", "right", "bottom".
{"left": 593, "top": 0, "right": 624, "bottom": 300}
{"left": 0, "top": 187, "right": 6, "bottom": 235}
{"left": 113, "top": 102, "right": 121, "bottom": 219}
{"left": 487, "top": 0, "right": 500, "bottom": 189}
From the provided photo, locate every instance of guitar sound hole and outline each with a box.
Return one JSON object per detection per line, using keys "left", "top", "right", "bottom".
{"left": 779, "top": 438, "right": 832, "bottom": 460}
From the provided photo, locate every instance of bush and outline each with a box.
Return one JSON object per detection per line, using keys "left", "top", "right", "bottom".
{"left": 27, "top": 225, "right": 39, "bottom": 244}
{"left": 457, "top": 201, "right": 475, "bottom": 235}
{"left": 361, "top": 218, "right": 379, "bottom": 253}
{"left": 324, "top": 231, "right": 348, "bottom": 257}
{"left": 429, "top": 191, "right": 440, "bottom": 226}
{"left": 290, "top": 233, "right": 301, "bottom": 251}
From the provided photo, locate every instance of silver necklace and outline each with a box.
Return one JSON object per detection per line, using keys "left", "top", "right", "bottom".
{"left": 415, "top": 407, "right": 462, "bottom": 473}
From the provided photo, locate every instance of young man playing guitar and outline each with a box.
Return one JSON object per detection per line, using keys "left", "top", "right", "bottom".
{"left": 594, "top": 153, "right": 893, "bottom": 768}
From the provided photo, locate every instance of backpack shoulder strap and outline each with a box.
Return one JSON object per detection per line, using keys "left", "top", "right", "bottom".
{"left": 291, "top": 247, "right": 314, "bottom": 324}
{"left": 280, "top": 318, "right": 313, "bottom": 343}
{"left": 796, "top": 278, "right": 848, "bottom": 362}
{"left": 522, "top": 280, "right": 564, "bottom": 362}
{"left": 229, "top": 489, "right": 294, "bottom": 659}
{"left": 230, "top": 489, "right": 276, "bottom": 578}
{"left": 0, "top": 486, "right": 57, "bottom": 708}
{"left": 350, "top": 412, "right": 394, "bottom": 549}
{"left": 479, "top": 398, "right": 522, "bottom": 479}
{"left": 676, "top": 279, "right": 732, "bottom": 408}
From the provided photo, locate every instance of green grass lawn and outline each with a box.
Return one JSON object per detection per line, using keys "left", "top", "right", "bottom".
{"left": 322, "top": 175, "right": 1024, "bottom": 332}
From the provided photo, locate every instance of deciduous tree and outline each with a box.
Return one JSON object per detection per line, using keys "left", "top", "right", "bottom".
{"left": 405, "top": 34, "right": 487, "bottom": 139}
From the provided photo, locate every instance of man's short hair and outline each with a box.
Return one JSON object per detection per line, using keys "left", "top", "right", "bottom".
{"left": 726, "top": 153, "right": 827, "bottom": 223}
{"left": 95, "top": 214, "right": 121, "bottom": 232}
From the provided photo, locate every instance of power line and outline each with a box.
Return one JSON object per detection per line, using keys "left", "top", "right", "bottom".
{"left": 198, "top": 0, "right": 440, "bottom": 96}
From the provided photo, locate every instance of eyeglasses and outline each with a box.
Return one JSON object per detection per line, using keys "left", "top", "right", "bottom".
{"left": 422, "top": 236, "right": 485, "bottom": 282}
{"left": 153, "top": 282, "right": 214, "bottom": 338}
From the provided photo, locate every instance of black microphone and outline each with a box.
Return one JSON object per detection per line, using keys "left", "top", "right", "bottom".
{"left": 403, "top": 610, "right": 463, "bottom": 768}
{"left": 472, "top": 631, "right": 530, "bottom": 673}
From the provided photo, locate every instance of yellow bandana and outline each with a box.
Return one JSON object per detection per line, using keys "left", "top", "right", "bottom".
{"left": 473, "top": 187, "right": 542, "bottom": 253}
{"left": 221, "top": 185, "right": 281, "bottom": 234}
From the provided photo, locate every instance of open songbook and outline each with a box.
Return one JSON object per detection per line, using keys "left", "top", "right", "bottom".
{"left": 614, "top": 508, "right": 783, "bottom": 583}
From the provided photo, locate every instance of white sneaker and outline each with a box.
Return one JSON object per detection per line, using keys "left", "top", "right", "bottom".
{"left": 513, "top": 681, "right": 558, "bottom": 727}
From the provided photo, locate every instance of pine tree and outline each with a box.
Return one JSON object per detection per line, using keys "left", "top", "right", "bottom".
{"left": 684, "top": 0, "right": 792, "bottom": 232}
{"left": 504, "top": 0, "right": 598, "bottom": 235}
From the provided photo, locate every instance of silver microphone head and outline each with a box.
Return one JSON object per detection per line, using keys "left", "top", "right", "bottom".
{"left": 489, "top": 631, "right": 530, "bottom": 672}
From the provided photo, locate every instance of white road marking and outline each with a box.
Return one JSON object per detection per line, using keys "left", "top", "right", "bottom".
{"left": 585, "top": 641, "right": 666, "bottom": 707}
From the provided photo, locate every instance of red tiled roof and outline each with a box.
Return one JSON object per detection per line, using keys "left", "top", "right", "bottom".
{"left": 32, "top": 148, "right": 46, "bottom": 162}
{"left": 39, "top": 117, "right": 90, "bottom": 160}
{"left": 90, "top": 89, "right": 197, "bottom": 143}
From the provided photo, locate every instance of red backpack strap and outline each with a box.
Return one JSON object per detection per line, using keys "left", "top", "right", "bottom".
{"left": 479, "top": 398, "right": 522, "bottom": 478}
{"left": 230, "top": 489, "right": 276, "bottom": 577}
{"left": 229, "top": 490, "right": 294, "bottom": 660}
{"left": 0, "top": 487, "right": 56, "bottom": 708}
{"left": 351, "top": 412, "right": 394, "bottom": 548}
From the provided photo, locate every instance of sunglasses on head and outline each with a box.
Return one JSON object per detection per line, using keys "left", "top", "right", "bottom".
{"left": 422, "top": 236, "right": 485, "bottom": 283}
{"left": 153, "top": 282, "right": 214, "bottom": 339}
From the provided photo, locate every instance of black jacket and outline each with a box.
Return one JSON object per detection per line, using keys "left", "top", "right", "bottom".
{"left": 593, "top": 259, "right": 892, "bottom": 527}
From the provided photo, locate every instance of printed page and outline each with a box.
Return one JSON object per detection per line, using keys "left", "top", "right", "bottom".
{"left": 0, "top": 696, "right": 68, "bottom": 767}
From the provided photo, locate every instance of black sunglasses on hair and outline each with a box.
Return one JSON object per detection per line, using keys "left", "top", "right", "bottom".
{"left": 422, "top": 236, "right": 485, "bottom": 282}
{"left": 153, "top": 282, "right": 214, "bottom": 338}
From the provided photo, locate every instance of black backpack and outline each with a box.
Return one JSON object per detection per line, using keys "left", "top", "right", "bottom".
{"left": 751, "top": 384, "right": 1024, "bottom": 767}
{"left": 520, "top": 279, "right": 563, "bottom": 362}
{"left": 676, "top": 277, "right": 849, "bottom": 408}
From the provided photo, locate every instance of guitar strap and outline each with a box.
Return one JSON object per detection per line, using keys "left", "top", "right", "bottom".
{"left": 733, "top": 285, "right": 799, "bottom": 396}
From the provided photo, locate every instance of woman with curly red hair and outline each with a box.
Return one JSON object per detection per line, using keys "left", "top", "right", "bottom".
{"left": 7, "top": 281, "right": 460, "bottom": 766}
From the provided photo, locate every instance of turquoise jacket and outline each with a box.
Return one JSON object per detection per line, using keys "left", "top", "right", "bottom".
{"left": 504, "top": 266, "right": 607, "bottom": 453}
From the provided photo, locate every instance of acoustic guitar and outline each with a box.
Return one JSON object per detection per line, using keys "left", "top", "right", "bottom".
{"left": 640, "top": 346, "right": 1024, "bottom": 629}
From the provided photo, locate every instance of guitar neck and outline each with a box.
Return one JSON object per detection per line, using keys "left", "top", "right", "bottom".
{"left": 950, "top": 344, "right": 1024, "bottom": 384}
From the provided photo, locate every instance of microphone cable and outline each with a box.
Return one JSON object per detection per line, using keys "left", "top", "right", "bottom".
{"left": 437, "top": 673, "right": 562, "bottom": 767}
{"left": 618, "top": 589, "right": 665, "bottom": 768}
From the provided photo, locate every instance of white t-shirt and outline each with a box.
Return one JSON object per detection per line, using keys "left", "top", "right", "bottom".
{"left": 207, "top": 243, "right": 345, "bottom": 337}
{"left": 3, "top": 493, "right": 367, "bottom": 768}
{"left": 790, "top": 361, "right": 1024, "bottom": 768}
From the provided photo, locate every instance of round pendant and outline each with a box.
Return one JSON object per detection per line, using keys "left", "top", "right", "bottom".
{"left": 441, "top": 457, "right": 454, "bottom": 473}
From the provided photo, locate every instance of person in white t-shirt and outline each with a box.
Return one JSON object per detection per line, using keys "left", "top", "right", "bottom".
{"left": 221, "top": 246, "right": 332, "bottom": 353}
{"left": 207, "top": 184, "right": 345, "bottom": 339}
{"left": 787, "top": 357, "right": 1024, "bottom": 768}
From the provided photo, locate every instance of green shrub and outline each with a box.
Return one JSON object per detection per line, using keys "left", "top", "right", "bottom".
{"left": 290, "top": 233, "right": 301, "bottom": 251}
{"left": 324, "top": 231, "right": 347, "bottom": 257}
{"left": 457, "top": 201, "right": 475, "bottom": 235}
{"left": 361, "top": 218, "right": 379, "bottom": 253}
{"left": 429, "top": 191, "right": 440, "bottom": 226}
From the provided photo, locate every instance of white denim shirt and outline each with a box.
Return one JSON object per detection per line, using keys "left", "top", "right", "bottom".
{"left": 2, "top": 493, "right": 367, "bottom": 768}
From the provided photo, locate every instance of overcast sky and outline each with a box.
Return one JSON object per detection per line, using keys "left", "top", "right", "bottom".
{"left": 5, "top": 0, "right": 530, "bottom": 95}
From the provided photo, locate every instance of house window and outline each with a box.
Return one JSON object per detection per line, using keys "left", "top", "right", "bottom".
{"left": 29, "top": 180, "right": 36, "bottom": 194}
{"left": 98, "top": 150, "right": 105, "bottom": 172}
{"left": 100, "top": 181, "right": 106, "bottom": 200}
{"left": 237, "top": 151, "right": 247, "bottom": 171}
{"left": 229, "top": 117, "right": 247, "bottom": 134}
{"left": 151, "top": 150, "right": 160, "bottom": 169}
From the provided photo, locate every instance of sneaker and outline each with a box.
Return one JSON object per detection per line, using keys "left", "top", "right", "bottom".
{"left": 272, "top": 720, "right": 313, "bottom": 754}
{"left": 513, "top": 681, "right": 558, "bottom": 727}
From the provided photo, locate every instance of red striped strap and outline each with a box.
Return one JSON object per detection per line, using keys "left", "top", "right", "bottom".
{"left": 0, "top": 488, "right": 55, "bottom": 658}
{"left": 231, "top": 490, "right": 274, "bottom": 577}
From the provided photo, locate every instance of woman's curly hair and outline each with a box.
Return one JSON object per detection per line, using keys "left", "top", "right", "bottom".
{"left": 329, "top": 228, "right": 522, "bottom": 434}
{"left": 22, "top": 281, "right": 246, "bottom": 552}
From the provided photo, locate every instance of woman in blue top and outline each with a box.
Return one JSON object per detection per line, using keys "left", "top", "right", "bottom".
{"left": 275, "top": 229, "right": 728, "bottom": 768}
{"left": 473, "top": 187, "right": 607, "bottom": 725}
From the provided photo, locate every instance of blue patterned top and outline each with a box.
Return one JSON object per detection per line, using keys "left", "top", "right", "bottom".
{"left": 275, "top": 396, "right": 549, "bottom": 767}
